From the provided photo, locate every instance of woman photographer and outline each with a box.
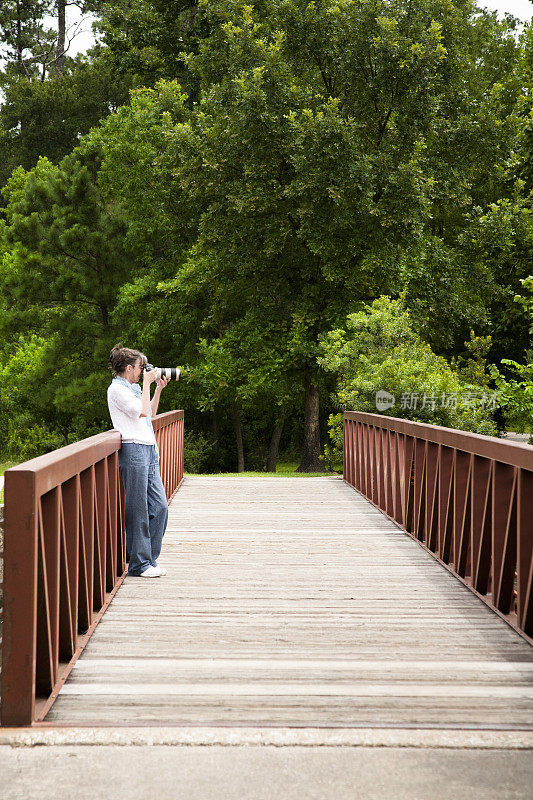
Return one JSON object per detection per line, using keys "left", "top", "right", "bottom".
{"left": 107, "top": 345, "right": 170, "bottom": 578}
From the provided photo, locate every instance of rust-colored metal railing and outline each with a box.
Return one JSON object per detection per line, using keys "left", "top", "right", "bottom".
{"left": 153, "top": 410, "right": 185, "bottom": 500}
{"left": 0, "top": 410, "right": 184, "bottom": 726}
{"left": 343, "top": 412, "right": 533, "bottom": 642}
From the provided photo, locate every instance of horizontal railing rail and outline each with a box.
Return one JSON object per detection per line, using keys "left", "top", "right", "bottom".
{"left": 343, "top": 412, "right": 533, "bottom": 642}
{"left": 0, "top": 410, "right": 184, "bottom": 726}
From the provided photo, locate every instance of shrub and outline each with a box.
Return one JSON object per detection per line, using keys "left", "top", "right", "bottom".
{"left": 183, "top": 430, "right": 214, "bottom": 473}
{"left": 488, "top": 276, "right": 533, "bottom": 434}
{"left": 6, "top": 418, "right": 64, "bottom": 461}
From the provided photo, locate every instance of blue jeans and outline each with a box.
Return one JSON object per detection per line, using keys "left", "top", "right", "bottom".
{"left": 119, "top": 443, "right": 169, "bottom": 575}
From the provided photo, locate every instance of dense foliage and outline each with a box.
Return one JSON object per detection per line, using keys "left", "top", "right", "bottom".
{"left": 0, "top": 1, "right": 532, "bottom": 469}
{"left": 319, "top": 296, "right": 498, "bottom": 465}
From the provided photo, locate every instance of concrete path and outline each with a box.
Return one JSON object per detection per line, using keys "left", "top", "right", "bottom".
{"left": 0, "top": 743, "right": 532, "bottom": 800}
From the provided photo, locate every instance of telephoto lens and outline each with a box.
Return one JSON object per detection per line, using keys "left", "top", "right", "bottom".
{"left": 159, "top": 367, "right": 181, "bottom": 381}
{"left": 144, "top": 364, "right": 181, "bottom": 381}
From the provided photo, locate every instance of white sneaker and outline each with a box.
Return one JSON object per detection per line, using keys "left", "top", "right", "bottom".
{"left": 138, "top": 566, "right": 163, "bottom": 578}
{"left": 157, "top": 567, "right": 167, "bottom": 576}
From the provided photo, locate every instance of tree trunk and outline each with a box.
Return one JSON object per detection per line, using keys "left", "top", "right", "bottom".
{"left": 266, "top": 414, "right": 284, "bottom": 473}
{"left": 16, "top": 11, "right": 23, "bottom": 70}
{"left": 100, "top": 303, "right": 109, "bottom": 329}
{"left": 296, "top": 372, "right": 324, "bottom": 472}
{"left": 55, "top": 0, "right": 66, "bottom": 76}
{"left": 211, "top": 409, "right": 219, "bottom": 460}
{"left": 231, "top": 403, "right": 244, "bottom": 473}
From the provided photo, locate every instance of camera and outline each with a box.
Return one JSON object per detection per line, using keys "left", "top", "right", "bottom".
{"left": 143, "top": 363, "right": 181, "bottom": 381}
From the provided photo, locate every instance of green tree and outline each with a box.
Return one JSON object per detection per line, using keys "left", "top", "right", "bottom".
{"left": 319, "top": 296, "right": 497, "bottom": 463}
{"left": 0, "top": 334, "right": 65, "bottom": 458}
{"left": 0, "top": 144, "right": 134, "bottom": 439}
{"left": 0, "top": 53, "right": 132, "bottom": 187}
{"left": 188, "top": 310, "right": 304, "bottom": 472}
{"left": 95, "top": 0, "right": 210, "bottom": 98}
{"left": 458, "top": 192, "right": 533, "bottom": 365}
{"left": 398, "top": 235, "right": 491, "bottom": 355}
{"left": 2, "top": 0, "right": 528, "bottom": 468}
{"left": 0, "top": 1, "right": 133, "bottom": 188}
{"left": 164, "top": 0, "right": 518, "bottom": 468}
{"left": 0, "top": 0, "right": 54, "bottom": 79}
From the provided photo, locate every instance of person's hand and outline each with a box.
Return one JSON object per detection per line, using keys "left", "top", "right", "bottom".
{"left": 156, "top": 375, "right": 170, "bottom": 391}
{"left": 142, "top": 367, "right": 158, "bottom": 386}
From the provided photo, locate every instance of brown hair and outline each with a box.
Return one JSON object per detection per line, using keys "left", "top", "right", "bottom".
{"left": 108, "top": 344, "right": 147, "bottom": 378}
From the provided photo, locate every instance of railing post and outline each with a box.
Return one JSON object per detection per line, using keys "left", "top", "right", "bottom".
{"left": 1, "top": 470, "right": 39, "bottom": 726}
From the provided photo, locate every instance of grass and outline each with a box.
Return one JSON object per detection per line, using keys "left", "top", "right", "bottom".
{"left": 186, "top": 461, "right": 342, "bottom": 478}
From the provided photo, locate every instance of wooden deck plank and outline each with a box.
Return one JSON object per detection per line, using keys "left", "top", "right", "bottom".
{"left": 45, "top": 476, "right": 533, "bottom": 727}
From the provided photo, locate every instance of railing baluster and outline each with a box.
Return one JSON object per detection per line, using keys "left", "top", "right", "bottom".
{"left": 59, "top": 477, "right": 78, "bottom": 661}
{"left": 518, "top": 468, "right": 533, "bottom": 635}
{"left": 40, "top": 488, "right": 60, "bottom": 686}
{"left": 79, "top": 466, "right": 94, "bottom": 632}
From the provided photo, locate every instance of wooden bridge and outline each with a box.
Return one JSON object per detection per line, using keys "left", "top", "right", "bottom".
{"left": 1, "top": 411, "right": 532, "bottom": 737}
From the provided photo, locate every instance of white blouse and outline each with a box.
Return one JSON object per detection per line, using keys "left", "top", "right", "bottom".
{"left": 107, "top": 381, "right": 156, "bottom": 446}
